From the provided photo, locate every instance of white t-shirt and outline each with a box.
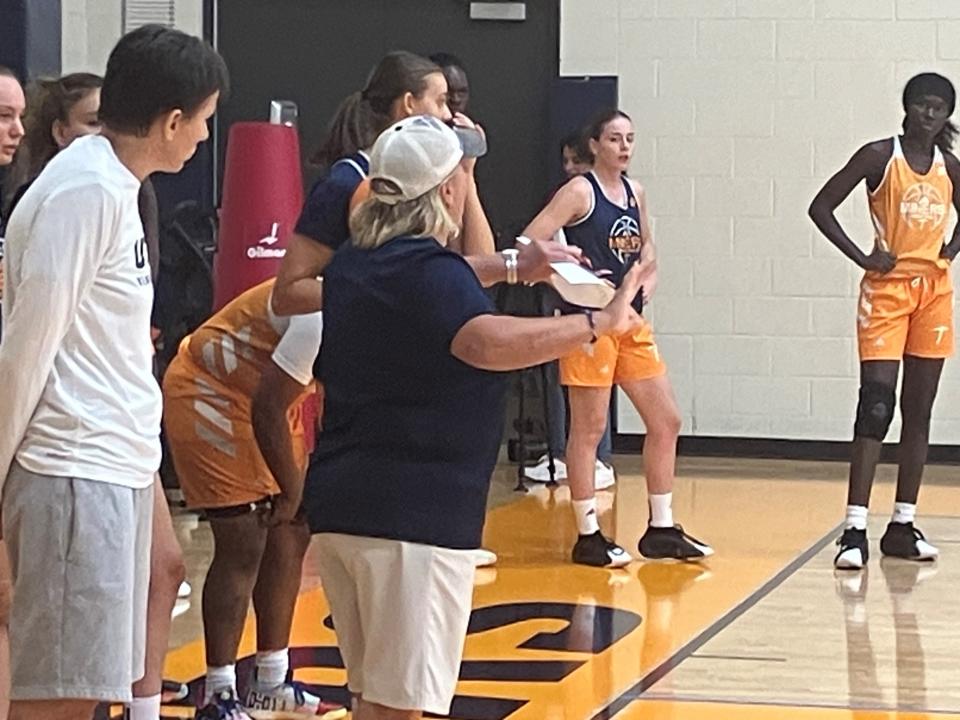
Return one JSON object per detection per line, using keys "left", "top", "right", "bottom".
{"left": 0, "top": 135, "right": 161, "bottom": 490}
{"left": 271, "top": 311, "right": 323, "bottom": 386}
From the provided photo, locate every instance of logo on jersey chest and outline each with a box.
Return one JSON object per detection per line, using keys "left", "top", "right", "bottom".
{"left": 134, "top": 237, "right": 151, "bottom": 286}
{"left": 608, "top": 215, "right": 642, "bottom": 261}
{"left": 900, "top": 182, "right": 947, "bottom": 229}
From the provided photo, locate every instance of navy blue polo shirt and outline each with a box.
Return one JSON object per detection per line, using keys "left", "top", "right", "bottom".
{"left": 294, "top": 152, "right": 369, "bottom": 249}
{"left": 303, "top": 235, "right": 507, "bottom": 550}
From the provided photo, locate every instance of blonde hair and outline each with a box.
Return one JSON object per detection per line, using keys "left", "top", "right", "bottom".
{"left": 350, "top": 184, "right": 459, "bottom": 250}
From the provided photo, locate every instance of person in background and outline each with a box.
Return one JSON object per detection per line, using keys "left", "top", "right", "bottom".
{"left": 0, "top": 66, "right": 26, "bottom": 235}
{"left": 560, "top": 130, "right": 592, "bottom": 179}
{"left": 272, "top": 51, "right": 575, "bottom": 317}
{"left": 429, "top": 52, "right": 470, "bottom": 116}
{"left": 0, "top": 63, "right": 25, "bottom": 720}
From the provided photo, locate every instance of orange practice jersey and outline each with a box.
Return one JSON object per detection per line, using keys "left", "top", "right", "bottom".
{"left": 183, "top": 279, "right": 285, "bottom": 398}
{"left": 868, "top": 136, "right": 954, "bottom": 278}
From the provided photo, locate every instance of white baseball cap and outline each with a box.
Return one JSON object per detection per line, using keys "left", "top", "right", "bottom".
{"left": 368, "top": 115, "right": 487, "bottom": 205}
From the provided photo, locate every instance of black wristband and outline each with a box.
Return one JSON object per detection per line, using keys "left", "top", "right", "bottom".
{"left": 584, "top": 309, "right": 599, "bottom": 343}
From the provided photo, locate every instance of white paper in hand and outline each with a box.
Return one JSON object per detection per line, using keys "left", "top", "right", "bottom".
{"left": 548, "top": 262, "right": 615, "bottom": 309}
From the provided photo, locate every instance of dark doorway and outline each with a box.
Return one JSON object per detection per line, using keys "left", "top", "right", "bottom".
{"left": 216, "top": 0, "right": 560, "bottom": 242}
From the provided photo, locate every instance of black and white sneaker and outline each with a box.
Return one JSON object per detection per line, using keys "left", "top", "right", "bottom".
{"left": 834, "top": 527, "right": 869, "bottom": 570}
{"left": 195, "top": 690, "right": 253, "bottom": 719}
{"left": 638, "top": 525, "right": 714, "bottom": 560}
{"left": 880, "top": 522, "right": 938, "bottom": 562}
{"left": 572, "top": 531, "right": 632, "bottom": 568}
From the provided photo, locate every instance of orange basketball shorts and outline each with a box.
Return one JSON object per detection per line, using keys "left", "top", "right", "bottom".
{"left": 858, "top": 270, "right": 954, "bottom": 361}
{"left": 560, "top": 321, "right": 667, "bottom": 387}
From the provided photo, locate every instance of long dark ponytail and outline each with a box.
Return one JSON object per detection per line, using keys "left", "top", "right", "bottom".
{"left": 310, "top": 51, "right": 442, "bottom": 170}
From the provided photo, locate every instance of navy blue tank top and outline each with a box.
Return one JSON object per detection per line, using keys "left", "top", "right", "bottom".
{"left": 563, "top": 172, "right": 642, "bottom": 287}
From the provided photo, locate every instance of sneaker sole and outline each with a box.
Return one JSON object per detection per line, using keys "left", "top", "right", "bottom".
{"left": 638, "top": 546, "right": 715, "bottom": 561}
{"left": 607, "top": 553, "right": 633, "bottom": 568}
{"left": 880, "top": 550, "right": 938, "bottom": 562}
{"left": 525, "top": 472, "right": 567, "bottom": 483}
{"left": 834, "top": 554, "right": 866, "bottom": 570}
{"left": 572, "top": 553, "right": 633, "bottom": 569}
{"left": 248, "top": 709, "right": 348, "bottom": 720}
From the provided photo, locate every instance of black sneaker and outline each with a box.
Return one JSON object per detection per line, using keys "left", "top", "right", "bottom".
{"left": 880, "top": 522, "right": 939, "bottom": 561}
{"left": 572, "top": 531, "right": 632, "bottom": 568}
{"left": 834, "top": 527, "right": 868, "bottom": 570}
{"left": 638, "top": 525, "right": 714, "bottom": 560}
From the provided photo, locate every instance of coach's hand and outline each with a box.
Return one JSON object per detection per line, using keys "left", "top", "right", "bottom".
{"left": 515, "top": 237, "right": 586, "bottom": 284}
{"left": 595, "top": 260, "right": 654, "bottom": 336}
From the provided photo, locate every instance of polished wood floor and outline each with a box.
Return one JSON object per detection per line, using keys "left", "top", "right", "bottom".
{"left": 152, "top": 456, "right": 960, "bottom": 719}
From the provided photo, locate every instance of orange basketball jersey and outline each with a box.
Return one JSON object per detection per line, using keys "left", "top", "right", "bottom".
{"left": 183, "top": 278, "right": 284, "bottom": 399}
{"left": 162, "top": 278, "right": 314, "bottom": 508}
{"left": 868, "top": 136, "right": 954, "bottom": 278}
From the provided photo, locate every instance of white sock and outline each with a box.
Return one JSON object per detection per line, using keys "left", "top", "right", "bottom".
{"left": 572, "top": 498, "right": 600, "bottom": 535}
{"left": 205, "top": 664, "right": 236, "bottom": 703}
{"left": 127, "top": 694, "right": 161, "bottom": 720}
{"left": 845, "top": 504, "right": 868, "bottom": 531}
{"left": 892, "top": 502, "right": 916, "bottom": 525}
{"left": 649, "top": 493, "right": 674, "bottom": 528}
{"left": 256, "top": 648, "right": 289, "bottom": 688}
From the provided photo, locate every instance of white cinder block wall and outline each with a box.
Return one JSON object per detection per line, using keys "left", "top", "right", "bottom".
{"left": 61, "top": 0, "right": 204, "bottom": 74}
{"left": 561, "top": 0, "right": 960, "bottom": 443}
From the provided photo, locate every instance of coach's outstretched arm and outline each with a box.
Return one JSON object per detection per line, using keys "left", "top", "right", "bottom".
{"left": 452, "top": 259, "right": 652, "bottom": 372}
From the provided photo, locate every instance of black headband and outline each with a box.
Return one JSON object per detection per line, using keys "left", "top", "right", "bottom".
{"left": 903, "top": 72, "right": 956, "bottom": 114}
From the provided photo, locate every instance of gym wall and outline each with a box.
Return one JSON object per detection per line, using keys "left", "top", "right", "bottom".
{"left": 560, "top": 0, "right": 960, "bottom": 444}
{"left": 60, "top": 0, "right": 205, "bottom": 73}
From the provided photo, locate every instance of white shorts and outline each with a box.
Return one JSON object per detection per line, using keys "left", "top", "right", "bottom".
{"left": 314, "top": 533, "right": 476, "bottom": 715}
{"left": 2, "top": 462, "right": 153, "bottom": 702}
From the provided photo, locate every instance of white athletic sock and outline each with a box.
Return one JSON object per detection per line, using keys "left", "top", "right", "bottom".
{"left": 127, "top": 694, "right": 161, "bottom": 720}
{"left": 204, "top": 664, "right": 236, "bottom": 703}
{"left": 649, "top": 493, "right": 674, "bottom": 528}
{"left": 845, "top": 505, "right": 868, "bottom": 531}
{"left": 892, "top": 502, "right": 916, "bottom": 525}
{"left": 572, "top": 498, "right": 600, "bottom": 535}
{"left": 255, "top": 648, "right": 289, "bottom": 688}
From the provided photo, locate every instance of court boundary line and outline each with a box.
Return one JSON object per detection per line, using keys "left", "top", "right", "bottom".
{"left": 627, "top": 694, "right": 960, "bottom": 716}
{"left": 589, "top": 521, "right": 844, "bottom": 720}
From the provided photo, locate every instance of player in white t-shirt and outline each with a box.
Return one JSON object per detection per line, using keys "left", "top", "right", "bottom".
{"left": 0, "top": 25, "right": 227, "bottom": 720}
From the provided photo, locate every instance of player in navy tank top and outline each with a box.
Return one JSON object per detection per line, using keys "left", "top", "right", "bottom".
{"left": 524, "top": 109, "right": 713, "bottom": 567}
{"left": 564, "top": 171, "right": 644, "bottom": 287}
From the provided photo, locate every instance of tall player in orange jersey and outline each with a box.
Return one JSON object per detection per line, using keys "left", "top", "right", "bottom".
{"left": 810, "top": 73, "right": 960, "bottom": 570}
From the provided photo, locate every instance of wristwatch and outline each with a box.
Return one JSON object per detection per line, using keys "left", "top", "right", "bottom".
{"left": 502, "top": 248, "right": 519, "bottom": 285}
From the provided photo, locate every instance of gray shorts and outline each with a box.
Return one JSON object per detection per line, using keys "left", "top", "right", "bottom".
{"left": 2, "top": 462, "right": 153, "bottom": 702}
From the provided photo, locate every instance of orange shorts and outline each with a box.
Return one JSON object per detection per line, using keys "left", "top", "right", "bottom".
{"left": 858, "top": 270, "right": 954, "bottom": 361}
{"left": 162, "top": 353, "right": 308, "bottom": 511}
{"left": 560, "top": 321, "right": 667, "bottom": 387}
